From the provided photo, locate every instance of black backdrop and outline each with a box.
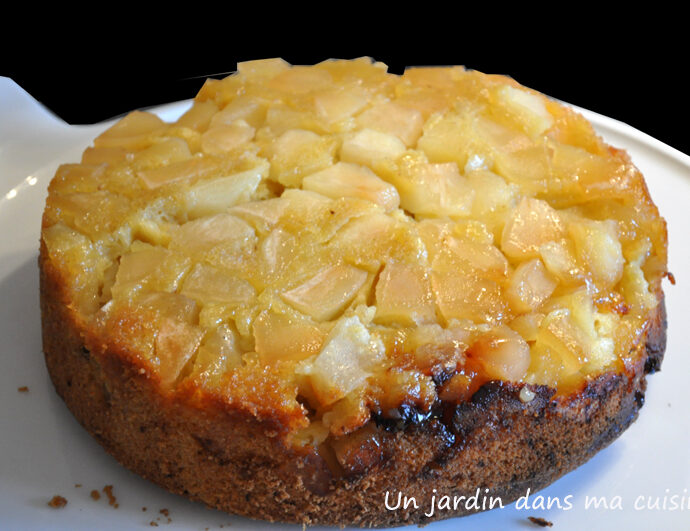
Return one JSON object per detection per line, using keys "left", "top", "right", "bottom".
{"left": 3, "top": 31, "right": 687, "bottom": 155}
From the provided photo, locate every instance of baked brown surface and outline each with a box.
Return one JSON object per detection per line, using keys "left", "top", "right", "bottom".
{"left": 39, "top": 59, "right": 669, "bottom": 527}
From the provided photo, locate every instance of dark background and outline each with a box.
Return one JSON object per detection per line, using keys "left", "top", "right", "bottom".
{"left": 2, "top": 30, "right": 687, "bottom": 155}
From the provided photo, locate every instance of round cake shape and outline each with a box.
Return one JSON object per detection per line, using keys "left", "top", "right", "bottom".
{"left": 40, "top": 58, "right": 668, "bottom": 527}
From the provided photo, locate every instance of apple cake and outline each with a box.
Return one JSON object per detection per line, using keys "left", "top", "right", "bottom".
{"left": 40, "top": 58, "right": 669, "bottom": 527}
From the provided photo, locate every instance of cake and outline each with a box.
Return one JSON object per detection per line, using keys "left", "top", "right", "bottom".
{"left": 39, "top": 58, "right": 669, "bottom": 527}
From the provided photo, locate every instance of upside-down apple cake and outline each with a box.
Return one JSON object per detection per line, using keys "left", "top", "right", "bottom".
{"left": 40, "top": 58, "right": 668, "bottom": 527}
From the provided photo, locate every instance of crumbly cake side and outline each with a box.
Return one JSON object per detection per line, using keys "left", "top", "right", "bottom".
{"left": 40, "top": 251, "right": 666, "bottom": 526}
{"left": 39, "top": 58, "right": 669, "bottom": 526}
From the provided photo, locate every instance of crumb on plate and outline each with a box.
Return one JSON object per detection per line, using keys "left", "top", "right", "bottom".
{"left": 528, "top": 516, "right": 554, "bottom": 527}
{"left": 48, "top": 495, "right": 67, "bottom": 508}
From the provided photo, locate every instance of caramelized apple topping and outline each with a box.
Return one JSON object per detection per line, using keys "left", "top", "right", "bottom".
{"left": 42, "top": 58, "right": 667, "bottom": 449}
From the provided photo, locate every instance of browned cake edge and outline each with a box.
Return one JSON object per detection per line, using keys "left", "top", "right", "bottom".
{"left": 39, "top": 242, "right": 667, "bottom": 528}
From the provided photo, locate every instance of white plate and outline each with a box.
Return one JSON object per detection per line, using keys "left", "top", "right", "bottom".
{"left": 1, "top": 77, "right": 688, "bottom": 531}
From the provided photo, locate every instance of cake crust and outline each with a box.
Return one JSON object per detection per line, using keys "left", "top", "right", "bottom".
{"left": 40, "top": 241, "right": 666, "bottom": 527}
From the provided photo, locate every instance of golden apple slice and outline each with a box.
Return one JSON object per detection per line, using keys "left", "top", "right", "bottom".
{"left": 269, "top": 129, "right": 337, "bottom": 187}
{"left": 175, "top": 100, "right": 218, "bottom": 132}
{"left": 184, "top": 161, "right": 267, "bottom": 218}
{"left": 330, "top": 212, "right": 426, "bottom": 272}
{"left": 111, "top": 245, "right": 191, "bottom": 300}
{"left": 374, "top": 262, "right": 436, "bottom": 326}
{"left": 155, "top": 318, "right": 204, "bottom": 388}
{"left": 340, "top": 128, "right": 406, "bottom": 168}
{"left": 281, "top": 264, "right": 368, "bottom": 321}
{"left": 229, "top": 197, "right": 287, "bottom": 233}
{"left": 302, "top": 162, "right": 400, "bottom": 211}
{"left": 137, "top": 156, "right": 218, "bottom": 190}
{"left": 501, "top": 197, "right": 564, "bottom": 259}
{"left": 469, "top": 326, "right": 531, "bottom": 381}
{"left": 210, "top": 95, "right": 268, "bottom": 129}
{"left": 299, "top": 315, "right": 385, "bottom": 406}
{"left": 314, "top": 88, "right": 368, "bottom": 124}
{"left": 539, "top": 240, "right": 583, "bottom": 285}
{"left": 94, "top": 111, "right": 166, "bottom": 150}
{"left": 568, "top": 218, "right": 624, "bottom": 287}
{"left": 253, "top": 310, "right": 326, "bottom": 363}
{"left": 180, "top": 263, "right": 255, "bottom": 306}
{"left": 200, "top": 120, "right": 255, "bottom": 156}
{"left": 534, "top": 308, "right": 588, "bottom": 372}
{"left": 132, "top": 137, "right": 192, "bottom": 170}
{"left": 355, "top": 101, "right": 424, "bottom": 147}
{"left": 169, "top": 213, "right": 256, "bottom": 257}
{"left": 505, "top": 258, "right": 557, "bottom": 314}
{"left": 391, "top": 159, "right": 475, "bottom": 218}
{"left": 431, "top": 269, "right": 506, "bottom": 325}
{"left": 495, "top": 85, "right": 554, "bottom": 138}
{"left": 237, "top": 58, "right": 290, "bottom": 81}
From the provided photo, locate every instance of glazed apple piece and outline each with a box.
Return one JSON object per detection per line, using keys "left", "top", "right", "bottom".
{"left": 494, "top": 85, "right": 554, "bottom": 138}
{"left": 180, "top": 263, "right": 255, "bottom": 306}
{"left": 281, "top": 264, "right": 368, "bottom": 321}
{"left": 253, "top": 310, "right": 326, "bottom": 363}
{"left": 44, "top": 190, "right": 131, "bottom": 239}
{"left": 340, "top": 128, "right": 406, "bottom": 168}
{"left": 299, "top": 314, "right": 385, "bottom": 406}
{"left": 302, "top": 162, "right": 400, "bottom": 212}
{"left": 355, "top": 101, "right": 424, "bottom": 147}
{"left": 418, "top": 109, "right": 532, "bottom": 172}
{"left": 190, "top": 324, "right": 243, "bottom": 385}
{"left": 468, "top": 325, "right": 531, "bottom": 381}
{"left": 442, "top": 237, "right": 509, "bottom": 281}
{"left": 313, "top": 87, "right": 368, "bottom": 125}
{"left": 505, "top": 258, "right": 557, "bottom": 314}
{"left": 200, "top": 120, "right": 255, "bottom": 156}
{"left": 386, "top": 157, "right": 475, "bottom": 218}
{"left": 532, "top": 308, "right": 589, "bottom": 381}
{"left": 539, "top": 240, "right": 583, "bottom": 286}
{"left": 175, "top": 100, "right": 218, "bottom": 132}
{"left": 184, "top": 161, "right": 268, "bottom": 218}
{"left": 268, "top": 129, "right": 337, "bottom": 187}
{"left": 169, "top": 213, "right": 257, "bottom": 257}
{"left": 267, "top": 65, "right": 333, "bottom": 94}
{"left": 501, "top": 197, "right": 565, "bottom": 260}
{"left": 431, "top": 272, "right": 506, "bottom": 325}
{"left": 237, "top": 57, "right": 291, "bottom": 81}
{"left": 111, "top": 244, "right": 191, "bottom": 300}
{"left": 132, "top": 137, "right": 192, "bottom": 170}
{"left": 210, "top": 95, "right": 268, "bottom": 129}
{"left": 229, "top": 197, "right": 287, "bottom": 234}
{"left": 155, "top": 317, "right": 205, "bottom": 388}
{"left": 568, "top": 218, "right": 624, "bottom": 288}
{"left": 550, "top": 290, "right": 618, "bottom": 368}
{"left": 137, "top": 157, "right": 219, "bottom": 190}
{"left": 330, "top": 212, "right": 426, "bottom": 272}
{"left": 94, "top": 111, "right": 166, "bottom": 150}
{"left": 374, "top": 262, "right": 436, "bottom": 326}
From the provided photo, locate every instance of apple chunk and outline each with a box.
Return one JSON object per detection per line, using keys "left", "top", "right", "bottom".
{"left": 568, "top": 218, "right": 624, "bottom": 287}
{"left": 299, "top": 315, "right": 385, "bottom": 406}
{"left": 155, "top": 318, "right": 204, "bottom": 388}
{"left": 501, "top": 197, "right": 564, "bottom": 259}
{"left": 505, "top": 258, "right": 557, "bottom": 314}
{"left": 340, "top": 128, "right": 406, "bottom": 168}
{"left": 390, "top": 160, "right": 475, "bottom": 218}
{"left": 180, "top": 263, "right": 255, "bottom": 306}
{"left": 302, "top": 162, "right": 400, "bottom": 211}
{"left": 253, "top": 310, "right": 325, "bottom": 363}
{"left": 374, "top": 262, "right": 436, "bottom": 326}
{"left": 281, "top": 264, "right": 368, "bottom": 321}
